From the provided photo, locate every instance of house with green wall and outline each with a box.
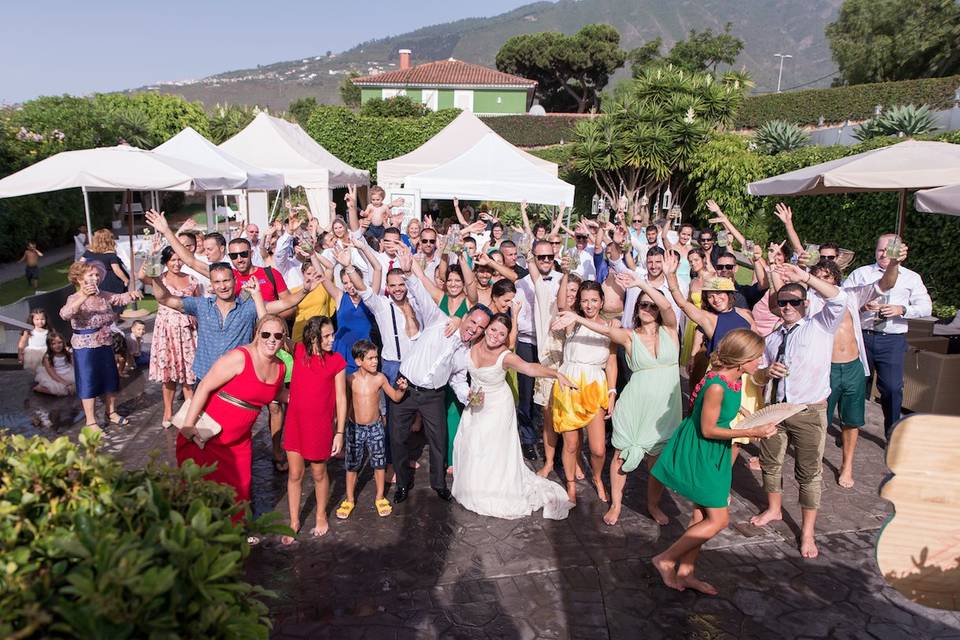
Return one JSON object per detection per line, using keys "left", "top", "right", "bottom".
{"left": 351, "top": 49, "right": 537, "bottom": 116}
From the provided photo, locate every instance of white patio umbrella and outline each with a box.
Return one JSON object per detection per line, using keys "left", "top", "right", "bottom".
{"left": 0, "top": 145, "right": 246, "bottom": 312}
{"left": 915, "top": 183, "right": 960, "bottom": 216}
{"left": 747, "top": 140, "right": 960, "bottom": 235}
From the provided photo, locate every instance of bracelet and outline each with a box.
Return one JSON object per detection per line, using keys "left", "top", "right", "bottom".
{"left": 335, "top": 431, "right": 345, "bottom": 436}
{"left": 607, "top": 389, "right": 617, "bottom": 396}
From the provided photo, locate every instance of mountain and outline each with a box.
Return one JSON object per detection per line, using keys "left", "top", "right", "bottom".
{"left": 143, "top": 0, "right": 843, "bottom": 112}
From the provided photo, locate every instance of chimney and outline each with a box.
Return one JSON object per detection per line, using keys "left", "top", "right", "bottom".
{"left": 399, "top": 49, "right": 411, "bottom": 70}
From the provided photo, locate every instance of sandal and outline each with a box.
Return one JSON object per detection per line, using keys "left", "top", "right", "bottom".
{"left": 161, "top": 419, "right": 173, "bottom": 429}
{"left": 107, "top": 412, "right": 129, "bottom": 427}
{"left": 83, "top": 423, "right": 101, "bottom": 432}
{"left": 336, "top": 500, "right": 355, "bottom": 520}
{"left": 375, "top": 498, "right": 393, "bottom": 517}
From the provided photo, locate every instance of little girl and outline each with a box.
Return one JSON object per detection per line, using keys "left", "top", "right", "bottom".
{"left": 18, "top": 308, "right": 49, "bottom": 372}
{"left": 34, "top": 331, "right": 75, "bottom": 396}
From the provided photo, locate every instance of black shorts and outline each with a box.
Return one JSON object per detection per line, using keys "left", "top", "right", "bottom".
{"left": 25, "top": 265, "right": 39, "bottom": 281}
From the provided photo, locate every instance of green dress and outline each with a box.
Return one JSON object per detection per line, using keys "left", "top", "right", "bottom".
{"left": 440, "top": 295, "right": 469, "bottom": 467}
{"left": 651, "top": 372, "right": 742, "bottom": 508}
{"left": 611, "top": 328, "right": 682, "bottom": 473}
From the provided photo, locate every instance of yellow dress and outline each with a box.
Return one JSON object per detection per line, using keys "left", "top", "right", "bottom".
{"left": 680, "top": 289, "right": 703, "bottom": 366}
{"left": 291, "top": 286, "right": 336, "bottom": 342}
{"left": 552, "top": 323, "right": 611, "bottom": 433}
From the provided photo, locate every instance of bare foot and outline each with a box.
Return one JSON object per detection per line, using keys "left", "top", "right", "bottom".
{"left": 536, "top": 464, "right": 554, "bottom": 478}
{"left": 602, "top": 505, "right": 621, "bottom": 526}
{"left": 648, "top": 505, "right": 669, "bottom": 526}
{"left": 310, "top": 523, "right": 329, "bottom": 538}
{"left": 800, "top": 535, "right": 819, "bottom": 558}
{"left": 678, "top": 573, "right": 718, "bottom": 596}
{"left": 750, "top": 508, "right": 782, "bottom": 528}
{"left": 837, "top": 467, "right": 855, "bottom": 488}
{"left": 595, "top": 480, "right": 608, "bottom": 503}
{"left": 281, "top": 522, "right": 300, "bottom": 545}
{"left": 748, "top": 456, "right": 761, "bottom": 471}
{"left": 652, "top": 555, "right": 685, "bottom": 591}
{"left": 575, "top": 464, "right": 585, "bottom": 481}
{"left": 565, "top": 482, "right": 577, "bottom": 504}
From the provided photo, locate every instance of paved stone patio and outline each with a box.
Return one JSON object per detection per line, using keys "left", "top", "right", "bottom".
{"left": 3, "top": 356, "right": 959, "bottom": 639}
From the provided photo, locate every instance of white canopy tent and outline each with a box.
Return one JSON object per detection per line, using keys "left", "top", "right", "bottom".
{"left": 377, "top": 110, "right": 558, "bottom": 188}
{"left": 220, "top": 112, "right": 369, "bottom": 228}
{"left": 915, "top": 183, "right": 960, "bottom": 216}
{"left": 404, "top": 133, "right": 575, "bottom": 206}
{"left": 747, "top": 140, "right": 960, "bottom": 235}
{"left": 155, "top": 127, "right": 285, "bottom": 229}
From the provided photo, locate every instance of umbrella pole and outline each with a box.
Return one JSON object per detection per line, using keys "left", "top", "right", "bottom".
{"left": 896, "top": 189, "right": 908, "bottom": 238}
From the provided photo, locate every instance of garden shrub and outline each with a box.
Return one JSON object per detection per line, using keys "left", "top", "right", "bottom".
{"left": 735, "top": 74, "right": 960, "bottom": 128}
{"left": 479, "top": 115, "right": 583, "bottom": 147}
{"left": 0, "top": 428, "right": 286, "bottom": 639}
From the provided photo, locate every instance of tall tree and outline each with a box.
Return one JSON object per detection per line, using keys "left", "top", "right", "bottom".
{"left": 827, "top": 0, "right": 960, "bottom": 85}
{"left": 664, "top": 23, "right": 744, "bottom": 74}
{"left": 570, "top": 66, "right": 748, "bottom": 221}
{"left": 340, "top": 72, "right": 361, "bottom": 109}
{"left": 496, "top": 24, "right": 627, "bottom": 113}
{"left": 628, "top": 38, "right": 663, "bottom": 78}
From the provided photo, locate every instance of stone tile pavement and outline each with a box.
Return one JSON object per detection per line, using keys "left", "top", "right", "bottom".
{"left": 2, "top": 362, "right": 959, "bottom": 639}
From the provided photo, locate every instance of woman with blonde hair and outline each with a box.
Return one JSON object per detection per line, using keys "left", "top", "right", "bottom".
{"left": 651, "top": 329, "right": 777, "bottom": 596}
{"left": 82, "top": 229, "right": 130, "bottom": 307}
{"left": 60, "top": 261, "right": 141, "bottom": 429}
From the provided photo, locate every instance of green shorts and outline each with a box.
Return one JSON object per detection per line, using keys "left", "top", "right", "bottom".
{"left": 828, "top": 359, "right": 866, "bottom": 428}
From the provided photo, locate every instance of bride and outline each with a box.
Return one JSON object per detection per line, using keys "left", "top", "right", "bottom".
{"left": 452, "top": 312, "right": 576, "bottom": 520}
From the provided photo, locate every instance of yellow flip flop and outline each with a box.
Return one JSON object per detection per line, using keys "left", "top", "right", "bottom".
{"left": 336, "top": 500, "right": 355, "bottom": 519}
{"left": 375, "top": 498, "right": 393, "bottom": 517}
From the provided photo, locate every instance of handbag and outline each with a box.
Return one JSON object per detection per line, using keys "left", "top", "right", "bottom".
{"left": 171, "top": 398, "right": 223, "bottom": 449}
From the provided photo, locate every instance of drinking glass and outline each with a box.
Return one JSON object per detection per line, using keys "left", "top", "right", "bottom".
{"left": 805, "top": 243, "right": 820, "bottom": 265}
{"left": 885, "top": 237, "right": 902, "bottom": 261}
{"left": 717, "top": 230, "right": 729, "bottom": 247}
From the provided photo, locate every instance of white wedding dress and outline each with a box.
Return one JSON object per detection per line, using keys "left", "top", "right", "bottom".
{"left": 452, "top": 350, "right": 574, "bottom": 520}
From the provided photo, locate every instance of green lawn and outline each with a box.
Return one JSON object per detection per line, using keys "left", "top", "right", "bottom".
{"left": 0, "top": 259, "right": 73, "bottom": 306}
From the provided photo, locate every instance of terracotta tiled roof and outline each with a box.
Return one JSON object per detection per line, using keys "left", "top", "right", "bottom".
{"left": 352, "top": 59, "right": 536, "bottom": 89}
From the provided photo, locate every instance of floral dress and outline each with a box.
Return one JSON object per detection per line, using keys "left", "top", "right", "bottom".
{"left": 149, "top": 274, "right": 200, "bottom": 385}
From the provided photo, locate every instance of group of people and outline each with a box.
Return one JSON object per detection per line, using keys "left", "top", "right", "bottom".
{"left": 47, "top": 189, "right": 931, "bottom": 596}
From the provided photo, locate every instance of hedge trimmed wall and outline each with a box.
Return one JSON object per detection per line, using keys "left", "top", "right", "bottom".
{"left": 479, "top": 115, "right": 583, "bottom": 147}
{"left": 735, "top": 75, "right": 960, "bottom": 129}
{"left": 687, "top": 133, "right": 960, "bottom": 311}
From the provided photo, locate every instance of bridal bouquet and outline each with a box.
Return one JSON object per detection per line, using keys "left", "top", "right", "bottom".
{"left": 467, "top": 387, "right": 485, "bottom": 410}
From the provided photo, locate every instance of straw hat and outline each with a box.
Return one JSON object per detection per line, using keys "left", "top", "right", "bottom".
{"left": 702, "top": 276, "right": 736, "bottom": 292}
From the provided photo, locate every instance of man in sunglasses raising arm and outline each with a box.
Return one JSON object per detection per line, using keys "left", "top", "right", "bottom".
{"left": 749, "top": 263, "right": 847, "bottom": 560}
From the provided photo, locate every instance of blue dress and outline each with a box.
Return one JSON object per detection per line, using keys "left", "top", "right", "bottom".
{"left": 334, "top": 292, "right": 373, "bottom": 375}
{"left": 706, "top": 308, "right": 751, "bottom": 354}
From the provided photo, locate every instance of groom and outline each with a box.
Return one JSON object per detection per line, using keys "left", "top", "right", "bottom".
{"left": 390, "top": 295, "right": 492, "bottom": 504}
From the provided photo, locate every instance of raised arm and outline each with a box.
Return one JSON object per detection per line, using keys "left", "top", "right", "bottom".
{"left": 453, "top": 196, "right": 470, "bottom": 226}
{"left": 408, "top": 245, "right": 444, "bottom": 304}
{"left": 519, "top": 200, "right": 533, "bottom": 237}
{"left": 556, "top": 272, "right": 572, "bottom": 312}
{"left": 660, "top": 253, "right": 717, "bottom": 335}
{"left": 345, "top": 185, "right": 361, "bottom": 232}
{"left": 555, "top": 310, "right": 633, "bottom": 349}
{"left": 145, "top": 210, "right": 210, "bottom": 277}
{"left": 773, "top": 203, "right": 804, "bottom": 257}
{"left": 706, "top": 200, "right": 746, "bottom": 249}
{"left": 316, "top": 253, "right": 343, "bottom": 301}
{"left": 551, "top": 203, "right": 566, "bottom": 235}
{"left": 636, "top": 279, "right": 678, "bottom": 329}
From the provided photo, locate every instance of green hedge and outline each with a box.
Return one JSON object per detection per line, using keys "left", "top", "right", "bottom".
{"left": 0, "top": 428, "right": 287, "bottom": 639}
{"left": 687, "top": 133, "right": 960, "bottom": 310}
{"left": 735, "top": 75, "right": 960, "bottom": 128}
{"left": 479, "top": 115, "right": 583, "bottom": 147}
{"left": 305, "top": 106, "right": 460, "bottom": 181}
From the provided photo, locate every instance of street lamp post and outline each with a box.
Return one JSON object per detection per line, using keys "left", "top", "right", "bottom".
{"left": 774, "top": 53, "right": 793, "bottom": 93}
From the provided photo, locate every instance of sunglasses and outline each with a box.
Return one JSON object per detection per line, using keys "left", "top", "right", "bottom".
{"left": 260, "top": 331, "right": 284, "bottom": 340}
{"left": 228, "top": 251, "right": 250, "bottom": 259}
{"left": 821, "top": 254, "right": 837, "bottom": 260}
{"left": 575, "top": 235, "right": 588, "bottom": 240}
{"left": 716, "top": 264, "right": 736, "bottom": 271}
{"left": 550, "top": 241, "right": 562, "bottom": 245}
{"left": 776, "top": 299, "right": 804, "bottom": 308}
{"left": 636, "top": 301, "right": 658, "bottom": 311}
{"left": 535, "top": 254, "right": 555, "bottom": 262}
{"left": 701, "top": 237, "right": 715, "bottom": 242}
{"left": 420, "top": 239, "right": 436, "bottom": 244}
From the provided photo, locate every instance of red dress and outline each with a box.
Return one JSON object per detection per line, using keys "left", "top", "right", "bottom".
{"left": 283, "top": 344, "right": 346, "bottom": 461}
{"left": 176, "top": 347, "right": 284, "bottom": 505}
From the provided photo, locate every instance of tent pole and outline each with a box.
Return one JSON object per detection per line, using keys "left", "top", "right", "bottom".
{"left": 81, "top": 186, "right": 93, "bottom": 238}
{"left": 896, "top": 189, "right": 908, "bottom": 238}
{"left": 126, "top": 189, "right": 139, "bottom": 310}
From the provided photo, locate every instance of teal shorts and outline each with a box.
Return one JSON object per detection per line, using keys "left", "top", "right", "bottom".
{"left": 828, "top": 359, "right": 866, "bottom": 428}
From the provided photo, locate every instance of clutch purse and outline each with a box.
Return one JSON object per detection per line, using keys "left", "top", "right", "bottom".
{"left": 171, "top": 398, "right": 223, "bottom": 449}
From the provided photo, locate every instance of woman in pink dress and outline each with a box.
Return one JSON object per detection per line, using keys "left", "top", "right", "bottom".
{"left": 283, "top": 315, "right": 347, "bottom": 541}
{"left": 147, "top": 246, "right": 200, "bottom": 426}
{"left": 177, "top": 315, "right": 287, "bottom": 517}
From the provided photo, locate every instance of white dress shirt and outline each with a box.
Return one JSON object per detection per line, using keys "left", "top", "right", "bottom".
{"left": 516, "top": 271, "right": 561, "bottom": 345}
{"left": 399, "top": 320, "right": 471, "bottom": 403}
{"left": 842, "top": 263, "right": 931, "bottom": 334}
{"left": 763, "top": 290, "right": 848, "bottom": 404}
{"left": 573, "top": 245, "right": 598, "bottom": 281}
{"left": 360, "top": 288, "right": 420, "bottom": 363}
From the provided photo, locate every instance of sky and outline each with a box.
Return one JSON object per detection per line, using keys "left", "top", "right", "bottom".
{"left": 0, "top": 0, "right": 534, "bottom": 104}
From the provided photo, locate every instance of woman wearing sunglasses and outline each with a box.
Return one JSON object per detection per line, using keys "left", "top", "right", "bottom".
{"left": 176, "top": 314, "right": 289, "bottom": 518}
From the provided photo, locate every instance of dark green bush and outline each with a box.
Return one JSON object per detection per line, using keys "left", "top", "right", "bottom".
{"left": 0, "top": 428, "right": 286, "bottom": 639}
{"left": 305, "top": 106, "right": 460, "bottom": 180}
{"left": 688, "top": 133, "right": 960, "bottom": 308}
{"left": 735, "top": 74, "right": 960, "bottom": 128}
{"left": 479, "top": 115, "right": 583, "bottom": 147}
{"left": 360, "top": 96, "right": 428, "bottom": 118}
